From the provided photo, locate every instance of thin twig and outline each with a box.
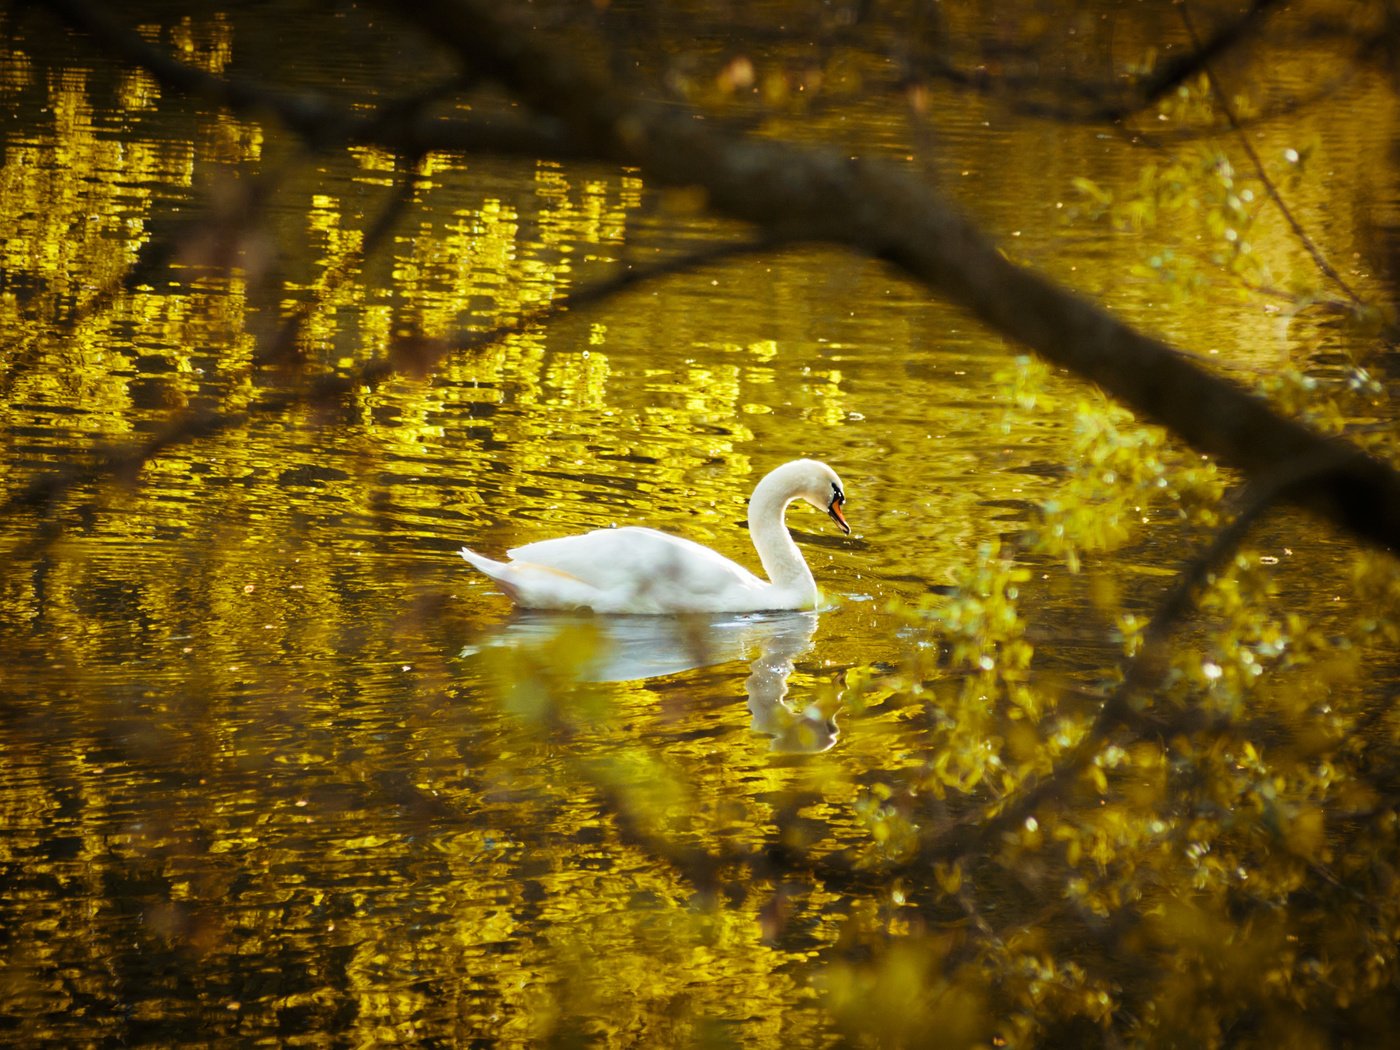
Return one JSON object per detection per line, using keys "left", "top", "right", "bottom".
{"left": 898, "top": 0, "right": 1287, "bottom": 124}
{"left": 912, "top": 446, "right": 1356, "bottom": 867}
{"left": 1180, "top": 0, "right": 1363, "bottom": 305}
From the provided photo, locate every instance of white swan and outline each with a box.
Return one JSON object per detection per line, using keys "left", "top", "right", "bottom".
{"left": 459, "top": 459, "right": 850, "bottom": 613}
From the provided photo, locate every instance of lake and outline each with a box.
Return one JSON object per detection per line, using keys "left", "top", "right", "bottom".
{"left": 1, "top": 3, "right": 1394, "bottom": 1045}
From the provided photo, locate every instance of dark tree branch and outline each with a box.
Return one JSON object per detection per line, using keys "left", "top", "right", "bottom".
{"left": 934, "top": 0, "right": 1282, "bottom": 125}
{"left": 0, "top": 237, "right": 783, "bottom": 532}
{"left": 1086, "top": 0, "right": 1287, "bottom": 121}
{"left": 903, "top": 446, "right": 1357, "bottom": 870}
{"left": 517, "top": 448, "right": 1377, "bottom": 896}
{"left": 593, "top": 0, "right": 1287, "bottom": 127}
{"left": 24, "top": 0, "right": 1400, "bottom": 559}
{"left": 40, "top": 0, "right": 593, "bottom": 162}
{"left": 42, "top": 0, "right": 353, "bottom": 145}
{"left": 384, "top": 0, "right": 1400, "bottom": 557}
{"left": 900, "top": 0, "right": 1283, "bottom": 126}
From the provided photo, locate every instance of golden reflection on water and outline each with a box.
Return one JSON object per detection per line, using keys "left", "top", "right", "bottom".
{"left": 0, "top": 20, "right": 921, "bottom": 1044}
{"left": 1, "top": 5, "right": 1391, "bottom": 1045}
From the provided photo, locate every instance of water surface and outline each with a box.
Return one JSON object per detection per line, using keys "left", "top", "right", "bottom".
{"left": 1, "top": 5, "right": 1393, "bottom": 1044}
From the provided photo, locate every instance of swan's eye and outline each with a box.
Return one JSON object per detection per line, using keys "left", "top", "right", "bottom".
{"left": 829, "top": 483, "right": 844, "bottom": 509}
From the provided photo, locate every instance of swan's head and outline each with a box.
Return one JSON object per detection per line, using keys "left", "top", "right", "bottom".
{"left": 790, "top": 459, "right": 851, "bottom": 535}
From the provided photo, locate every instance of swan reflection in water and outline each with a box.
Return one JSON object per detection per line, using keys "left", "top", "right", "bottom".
{"left": 464, "top": 610, "right": 837, "bottom": 753}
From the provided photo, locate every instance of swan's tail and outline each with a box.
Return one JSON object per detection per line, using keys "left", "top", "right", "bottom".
{"left": 459, "top": 546, "right": 504, "bottom": 574}
{"left": 459, "top": 547, "right": 524, "bottom": 601}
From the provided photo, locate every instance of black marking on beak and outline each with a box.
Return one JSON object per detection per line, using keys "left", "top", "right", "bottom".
{"left": 827, "top": 483, "right": 850, "bottom": 535}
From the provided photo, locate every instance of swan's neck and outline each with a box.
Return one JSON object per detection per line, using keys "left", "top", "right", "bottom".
{"left": 748, "top": 473, "right": 816, "bottom": 601}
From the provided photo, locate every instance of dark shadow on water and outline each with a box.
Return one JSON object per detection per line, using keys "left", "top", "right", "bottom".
{"left": 465, "top": 610, "right": 837, "bottom": 752}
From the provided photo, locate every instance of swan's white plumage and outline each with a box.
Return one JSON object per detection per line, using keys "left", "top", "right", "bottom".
{"left": 459, "top": 459, "right": 849, "bottom": 614}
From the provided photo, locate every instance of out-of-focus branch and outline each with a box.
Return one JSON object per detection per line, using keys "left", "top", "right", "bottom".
{"left": 36, "top": 0, "right": 1400, "bottom": 555}
{"left": 492, "top": 450, "right": 1371, "bottom": 894}
{"left": 34, "top": 0, "right": 1400, "bottom": 553}
{"left": 910, "top": 447, "right": 1357, "bottom": 869}
{"left": 902, "top": 0, "right": 1287, "bottom": 123}
{"left": 41, "top": 0, "right": 591, "bottom": 162}
{"left": 894, "top": 0, "right": 1286, "bottom": 125}
{"left": 605, "top": 0, "right": 1286, "bottom": 127}
{"left": 0, "top": 237, "right": 783, "bottom": 530}
{"left": 1087, "top": 0, "right": 1285, "bottom": 121}
{"left": 43, "top": 0, "right": 347, "bottom": 143}
{"left": 6, "top": 0, "right": 649, "bottom": 527}
{"left": 385, "top": 0, "right": 1400, "bottom": 557}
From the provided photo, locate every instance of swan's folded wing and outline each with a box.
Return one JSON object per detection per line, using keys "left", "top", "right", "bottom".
{"left": 507, "top": 526, "right": 766, "bottom": 596}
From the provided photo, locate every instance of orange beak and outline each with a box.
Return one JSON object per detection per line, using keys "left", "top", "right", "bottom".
{"left": 828, "top": 496, "right": 850, "bottom": 535}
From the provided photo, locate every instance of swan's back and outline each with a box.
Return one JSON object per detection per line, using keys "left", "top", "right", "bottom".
{"left": 466, "top": 526, "right": 774, "bottom": 613}
{"left": 511, "top": 527, "right": 763, "bottom": 592}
